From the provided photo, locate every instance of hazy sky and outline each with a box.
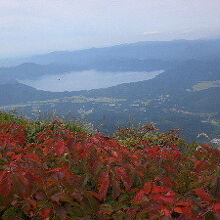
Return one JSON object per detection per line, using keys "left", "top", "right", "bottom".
{"left": 1, "top": 0, "right": 220, "bottom": 58}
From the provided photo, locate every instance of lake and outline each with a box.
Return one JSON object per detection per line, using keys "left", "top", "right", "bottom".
{"left": 20, "top": 70, "right": 163, "bottom": 92}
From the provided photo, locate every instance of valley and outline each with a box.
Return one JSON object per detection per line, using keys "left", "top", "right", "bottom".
{"left": 0, "top": 39, "right": 220, "bottom": 142}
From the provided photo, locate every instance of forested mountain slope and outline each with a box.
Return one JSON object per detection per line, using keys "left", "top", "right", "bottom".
{"left": 0, "top": 59, "right": 219, "bottom": 141}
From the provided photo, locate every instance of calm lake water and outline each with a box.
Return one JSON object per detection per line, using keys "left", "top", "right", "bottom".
{"left": 20, "top": 70, "right": 163, "bottom": 92}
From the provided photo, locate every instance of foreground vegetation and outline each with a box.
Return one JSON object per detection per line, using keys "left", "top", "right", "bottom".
{"left": 0, "top": 112, "right": 220, "bottom": 219}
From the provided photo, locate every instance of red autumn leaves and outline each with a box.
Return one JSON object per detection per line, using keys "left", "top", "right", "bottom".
{"left": 0, "top": 121, "right": 220, "bottom": 219}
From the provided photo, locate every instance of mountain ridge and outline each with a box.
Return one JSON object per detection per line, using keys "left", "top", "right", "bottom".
{"left": 1, "top": 38, "right": 220, "bottom": 67}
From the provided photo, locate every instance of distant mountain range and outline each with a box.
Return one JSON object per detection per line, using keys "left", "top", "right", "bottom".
{"left": 1, "top": 38, "right": 220, "bottom": 66}
{"left": 0, "top": 38, "right": 220, "bottom": 141}
{"left": 1, "top": 38, "right": 220, "bottom": 81}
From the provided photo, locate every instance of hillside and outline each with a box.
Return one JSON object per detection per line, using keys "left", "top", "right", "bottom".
{"left": 0, "top": 83, "right": 78, "bottom": 105}
{"left": 0, "top": 112, "right": 220, "bottom": 219}
{"left": 0, "top": 59, "right": 219, "bottom": 141}
{"left": 0, "top": 39, "right": 220, "bottom": 141}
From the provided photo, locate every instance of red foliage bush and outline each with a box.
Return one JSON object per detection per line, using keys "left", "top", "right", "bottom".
{"left": 0, "top": 121, "right": 220, "bottom": 219}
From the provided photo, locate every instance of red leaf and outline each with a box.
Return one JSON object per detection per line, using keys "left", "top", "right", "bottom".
{"left": 159, "top": 177, "right": 173, "bottom": 188}
{"left": 10, "top": 154, "right": 22, "bottom": 160}
{"left": 29, "top": 199, "right": 37, "bottom": 209}
{"left": 102, "top": 210, "right": 112, "bottom": 215}
{"left": 161, "top": 208, "right": 171, "bottom": 216}
{"left": 155, "top": 195, "right": 175, "bottom": 204}
{"left": 176, "top": 201, "right": 192, "bottom": 207}
{"left": 144, "top": 182, "right": 153, "bottom": 194}
{"left": 133, "top": 190, "right": 146, "bottom": 202}
{"left": 39, "top": 208, "right": 52, "bottom": 219}
{"left": 26, "top": 153, "right": 42, "bottom": 162}
{"left": 73, "top": 142, "right": 83, "bottom": 151}
{"left": 173, "top": 207, "right": 183, "bottom": 214}
{"left": 193, "top": 188, "right": 213, "bottom": 202}
{"left": 98, "top": 170, "right": 110, "bottom": 201}
{"left": 46, "top": 167, "right": 73, "bottom": 181}
{"left": 18, "top": 175, "right": 29, "bottom": 186}
{"left": 55, "top": 141, "right": 65, "bottom": 155}
{"left": 46, "top": 167, "right": 63, "bottom": 174}
{"left": 214, "top": 203, "right": 220, "bottom": 214}
{"left": 181, "top": 207, "right": 193, "bottom": 216}
{"left": 115, "top": 167, "right": 132, "bottom": 191}
{"left": 194, "top": 160, "right": 203, "bottom": 169}
{"left": 152, "top": 185, "right": 167, "bottom": 194}
{"left": 0, "top": 171, "right": 13, "bottom": 196}
{"left": 6, "top": 152, "right": 15, "bottom": 157}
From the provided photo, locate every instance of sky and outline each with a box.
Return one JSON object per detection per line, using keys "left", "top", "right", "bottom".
{"left": 1, "top": 0, "right": 220, "bottom": 58}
